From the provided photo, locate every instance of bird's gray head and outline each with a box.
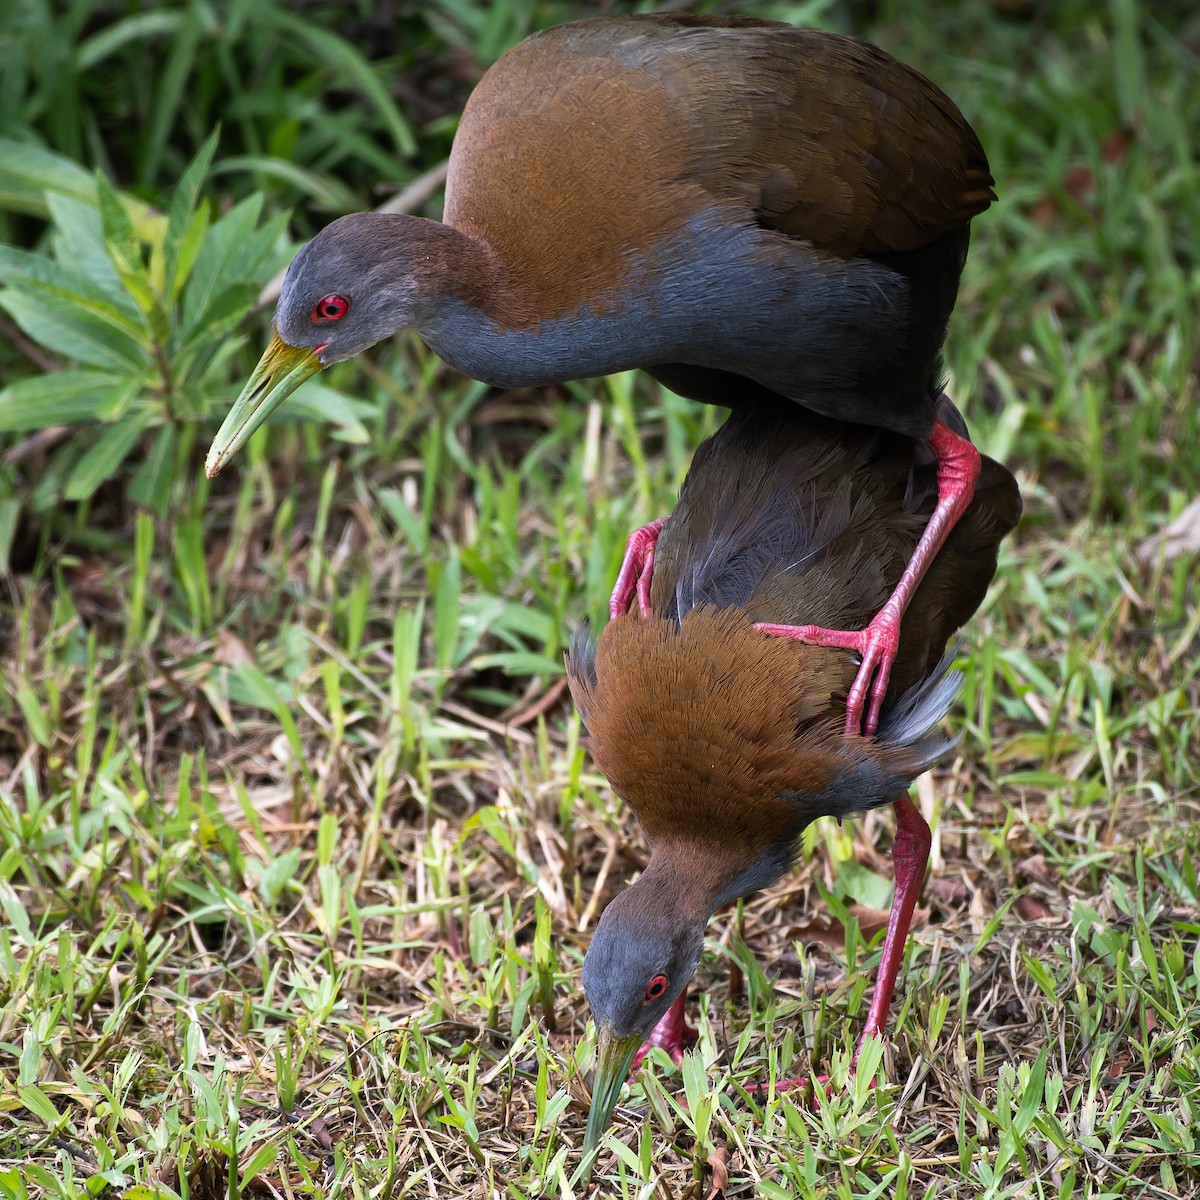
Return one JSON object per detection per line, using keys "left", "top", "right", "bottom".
{"left": 274, "top": 213, "right": 428, "bottom": 363}
{"left": 583, "top": 876, "right": 705, "bottom": 1041}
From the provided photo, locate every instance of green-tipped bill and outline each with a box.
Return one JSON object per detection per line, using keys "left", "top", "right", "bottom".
{"left": 583, "top": 1023, "right": 642, "bottom": 1158}
{"left": 205, "top": 331, "right": 325, "bottom": 478}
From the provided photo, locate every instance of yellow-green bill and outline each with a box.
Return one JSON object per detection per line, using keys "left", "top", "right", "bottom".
{"left": 583, "top": 1024, "right": 642, "bottom": 1158}
{"left": 204, "top": 331, "right": 324, "bottom": 477}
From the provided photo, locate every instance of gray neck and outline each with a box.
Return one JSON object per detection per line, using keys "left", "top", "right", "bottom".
{"left": 415, "top": 209, "right": 909, "bottom": 394}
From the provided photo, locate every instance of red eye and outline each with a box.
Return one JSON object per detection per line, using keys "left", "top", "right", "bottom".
{"left": 312, "top": 294, "right": 350, "bottom": 322}
{"left": 644, "top": 974, "right": 669, "bottom": 1003}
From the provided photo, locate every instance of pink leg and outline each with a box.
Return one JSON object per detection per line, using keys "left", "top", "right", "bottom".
{"left": 854, "top": 794, "right": 931, "bottom": 1056}
{"left": 609, "top": 517, "right": 667, "bottom": 618}
{"left": 756, "top": 421, "right": 981, "bottom": 737}
{"left": 632, "top": 991, "right": 698, "bottom": 1070}
{"left": 747, "top": 793, "right": 930, "bottom": 1094}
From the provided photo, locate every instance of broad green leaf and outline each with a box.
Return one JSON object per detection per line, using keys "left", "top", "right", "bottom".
{"left": 286, "top": 381, "right": 374, "bottom": 444}
{"left": 181, "top": 193, "right": 267, "bottom": 333}
{"left": 94, "top": 171, "right": 136, "bottom": 247}
{"left": 17, "top": 1085, "right": 61, "bottom": 1128}
{"left": 171, "top": 207, "right": 210, "bottom": 304}
{"left": 127, "top": 426, "right": 177, "bottom": 514}
{"left": 0, "top": 246, "right": 145, "bottom": 337}
{"left": 64, "top": 413, "right": 152, "bottom": 501}
{"left": 95, "top": 376, "right": 143, "bottom": 422}
{"left": 834, "top": 861, "right": 894, "bottom": 911}
{"left": 175, "top": 283, "right": 260, "bottom": 381}
{"left": 94, "top": 173, "right": 158, "bottom": 316}
{"left": 0, "top": 290, "right": 147, "bottom": 370}
{"left": 0, "top": 138, "right": 94, "bottom": 217}
{"left": 0, "top": 370, "right": 121, "bottom": 431}
{"left": 236, "top": 208, "right": 291, "bottom": 279}
{"left": 45, "top": 194, "right": 138, "bottom": 312}
{"left": 162, "top": 131, "right": 218, "bottom": 300}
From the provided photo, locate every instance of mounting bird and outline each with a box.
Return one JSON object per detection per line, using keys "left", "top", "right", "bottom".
{"left": 566, "top": 392, "right": 1020, "bottom": 1154}
{"left": 203, "top": 13, "right": 995, "bottom": 736}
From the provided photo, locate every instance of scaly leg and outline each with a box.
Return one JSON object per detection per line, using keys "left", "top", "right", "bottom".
{"left": 749, "top": 793, "right": 931, "bottom": 1094}
{"left": 609, "top": 517, "right": 667, "bottom": 618}
{"left": 853, "top": 793, "right": 931, "bottom": 1057}
{"left": 632, "top": 991, "right": 698, "bottom": 1070}
{"left": 756, "top": 421, "right": 980, "bottom": 737}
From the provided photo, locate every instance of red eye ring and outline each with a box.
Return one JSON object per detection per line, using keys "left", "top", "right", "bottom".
{"left": 644, "top": 974, "right": 669, "bottom": 1003}
{"left": 312, "top": 294, "right": 350, "bottom": 322}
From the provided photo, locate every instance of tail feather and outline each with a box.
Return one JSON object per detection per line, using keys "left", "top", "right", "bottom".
{"left": 876, "top": 644, "right": 962, "bottom": 776}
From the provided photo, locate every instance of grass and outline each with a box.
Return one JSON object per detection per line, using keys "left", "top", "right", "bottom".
{"left": 2, "top": 0, "right": 1200, "bottom": 1196}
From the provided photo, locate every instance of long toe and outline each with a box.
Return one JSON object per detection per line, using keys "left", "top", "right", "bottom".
{"left": 610, "top": 517, "right": 667, "bottom": 618}
{"left": 755, "top": 605, "right": 904, "bottom": 738}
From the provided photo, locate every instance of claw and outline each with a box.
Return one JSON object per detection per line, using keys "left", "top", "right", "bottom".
{"left": 610, "top": 517, "right": 667, "bottom": 618}
{"left": 755, "top": 601, "right": 902, "bottom": 737}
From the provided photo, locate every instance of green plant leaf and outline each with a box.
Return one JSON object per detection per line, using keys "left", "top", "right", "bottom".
{"left": 127, "top": 425, "right": 178, "bottom": 514}
{"left": 181, "top": 193, "right": 270, "bottom": 335}
{"left": 286, "top": 382, "right": 375, "bottom": 444}
{"left": 162, "top": 130, "right": 218, "bottom": 301}
{"left": 0, "top": 245, "right": 145, "bottom": 337}
{"left": 211, "top": 155, "right": 361, "bottom": 213}
{"left": 140, "top": 3, "right": 204, "bottom": 186}
{"left": 45, "top": 193, "right": 138, "bottom": 311}
{"left": 94, "top": 173, "right": 158, "bottom": 317}
{"left": 267, "top": 10, "right": 417, "bottom": 157}
{"left": 0, "top": 289, "right": 147, "bottom": 369}
{"left": 75, "top": 10, "right": 186, "bottom": 71}
{"left": 0, "top": 371, "right": 122, "bottom": 431}
{"left": 0, "top": 137, "right": 94, "bottom": 217}
{"left": 63, "top": 413, "right": 152, "bottom": 501}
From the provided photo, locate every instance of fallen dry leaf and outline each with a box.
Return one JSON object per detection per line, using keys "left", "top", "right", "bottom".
{"left": 927, "top": 876, "right": 971, "bottom": 910}
{"left": 1101, "top": 125, "right": 1134, "bottom": 164}
{"left": 705, "top": 1146, "right": 729, "bottom": 1200}
{"left": 215, "top": 627, "right": 256, "bottom": 667}
{"left": 1136, "top": 495, "right": 1200, "bottom": 566}
{"left": 788, "top": 902, "right": 902, "bottom": 949}
{"left": 1029, "top": 130, "right": 1130, "bottom": 225}
{"left": 1018, "top": 854, "right": 1054, "bottom": 885}
{"left": 849, "top": 903, "right": 892, "bottom": 940}
{"left": 1014, "top": 893, "right": 1054, "bottom": 921}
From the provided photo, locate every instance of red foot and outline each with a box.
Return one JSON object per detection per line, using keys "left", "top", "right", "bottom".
{"left": 632, "top": 991, "right": 697, "bottom": 1069}
{"left": 756, "top": 604, "right": 902, "bottom": 738}
{"left": 756, "top": 419, "right": 980, "bottom": 737}
{"left": 610, "top": 518, "right": 667, "bottom": 619}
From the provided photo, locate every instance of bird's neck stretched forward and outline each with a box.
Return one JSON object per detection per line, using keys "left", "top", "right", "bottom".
{"left": 401, "top": 209, "right": 910, "bottom": 397}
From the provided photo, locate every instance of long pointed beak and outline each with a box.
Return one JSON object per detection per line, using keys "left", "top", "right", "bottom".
{"left": 205, "top": 331, "right": 325, "bottom": 477}
{"left": 583, "top": 1023, "right": 642, "bottom": 1158}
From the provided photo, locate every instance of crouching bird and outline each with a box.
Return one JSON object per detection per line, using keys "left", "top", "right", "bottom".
{"left": 203, "top": 12, "right": 995, "bottom": 737}
{"left": 567, "top": 393, "right": 1020, "bottom": 1154}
